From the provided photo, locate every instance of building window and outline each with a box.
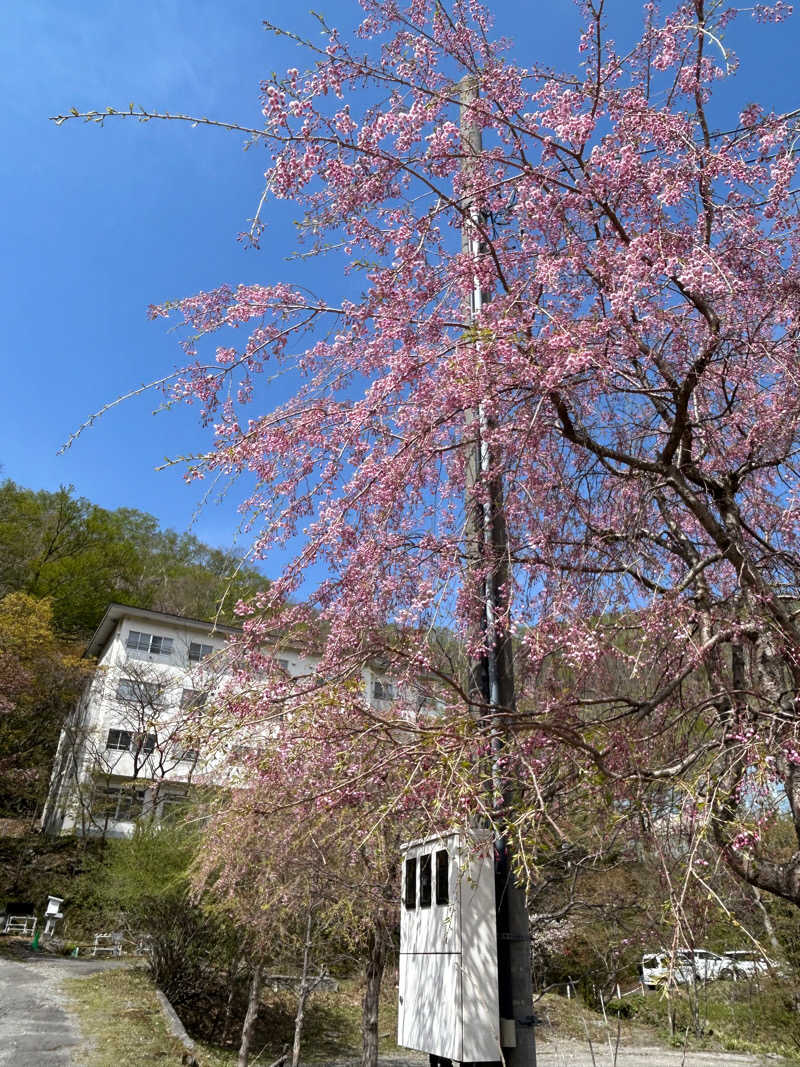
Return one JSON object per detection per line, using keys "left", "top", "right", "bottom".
{"left": 414, "top": 689, "right": 434, "bottom": 714}
{"left": 404, "top": 857, "right": 417, "bottom": 910}
{"left": 136, "top": 733, "right": 157, "bottom": 756}
{"left": 126, "top": 630, "right": 174, "bottom": 656}
{"left": 118, "top": 733, "right": 157, "bottom": 757}
{"left": 159, "top": 791, "right": 189, "bottom": 820}
{"left": 188, "top": 642, "right": 213, "bottom": 663}
{"left": 435, "top": 849, "right": 449, "bottom": 906}
{"left": 277, "top": 659, "right": 289, "bottom": 672}
{"left": 179, "top": 748, "right": 199, "bottom": 763}
{"left": 373, "top": 678, "right": 395, "bottom": 701}
{"left": 180, "top": 688, "right": 207, "bottom": 711}
{"left": 93, "top": 784, "right": 146, "bottom": 822}
{"left": 106, "top": 729, "right": 132, "bottom": 751}
{"left": 117, "top": 679, "right": 161, "bottom": 704}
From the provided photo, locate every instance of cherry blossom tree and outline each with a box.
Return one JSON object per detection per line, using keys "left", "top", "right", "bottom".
{"left": 59, "top": 0, "right": 800, "bottom": 918}
{"left": 195, "top": 690, "right": 416, "bottom": 1067}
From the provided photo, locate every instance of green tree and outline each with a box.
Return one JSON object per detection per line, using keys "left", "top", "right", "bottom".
{"left": 0, "top": 592, "right": 87, "bottom": 816}
{"left": 0, "top": 479, "right": 268, "bottom": 638}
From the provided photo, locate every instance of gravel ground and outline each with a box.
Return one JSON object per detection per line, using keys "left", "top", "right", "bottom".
{"left": 310, "top": 1045, "right": 787, "bottom": 1067}
{"left": 307, "top": 1059, "right": 426, "bottom": 1066}
{"left": 0, "top": 953, "right": 127, "bottom": 1066}
{"left": 534, "top": 1037, "right": 790, "bottom": 1066}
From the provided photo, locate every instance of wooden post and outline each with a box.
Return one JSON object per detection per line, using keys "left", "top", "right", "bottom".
{"left": 459, "top": 74, "right": 536, "bottom": 1067}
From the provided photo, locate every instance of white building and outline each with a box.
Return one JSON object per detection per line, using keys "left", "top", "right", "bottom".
{"left": 41, "top": 603, "right": 406, "bottom": 838}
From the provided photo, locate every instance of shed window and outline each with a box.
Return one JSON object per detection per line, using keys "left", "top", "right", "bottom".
{"left": 435, "top": 849, "right": 449, "bottom": 906}
{"left": 404, "top": 857, "right": 417, "bottom": 910}
{"left": 419, "top": 853, "right": 432, "bottom": 908}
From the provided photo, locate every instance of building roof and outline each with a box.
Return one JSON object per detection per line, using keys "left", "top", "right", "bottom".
{"left": 84, "top": 603, "right": 242, "bottom": 659}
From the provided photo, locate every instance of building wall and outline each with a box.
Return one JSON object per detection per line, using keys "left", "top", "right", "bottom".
{"left": 43, "top": 610, "right": 243, "bottom": 836}
{"left": 41, "top": 605, "right": 399, "bottom": 838}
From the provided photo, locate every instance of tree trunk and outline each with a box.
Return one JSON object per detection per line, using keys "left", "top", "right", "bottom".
{"left": 220, "top": 954, "right": 240, "bottom": 1046}
{"left": 361, "top": 921, "right": 387, "bottom": 1067}
{"left": 238, "top": 963, "right": 261, "bottom": 1067}
{"left": 292, "top": 909, "right": 315, "bottom": 1067}
{"left": 751, "top": 885, "right": 783, "bottom": 956}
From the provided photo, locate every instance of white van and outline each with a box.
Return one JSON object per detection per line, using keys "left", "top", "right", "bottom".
{"left": 640, "top": 949, "right": 727, "bottom": 987}
{"left": 722, "top": 950, "right": 780, "bottom": 978}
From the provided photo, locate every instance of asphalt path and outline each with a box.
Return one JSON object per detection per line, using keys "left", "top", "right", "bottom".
{"left": 0, "top": 953, "right": 125, "bottom": 1066}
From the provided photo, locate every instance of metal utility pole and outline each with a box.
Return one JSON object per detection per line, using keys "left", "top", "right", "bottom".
{"left": 458, "top": 74, "right": 537, "bottom": 1067}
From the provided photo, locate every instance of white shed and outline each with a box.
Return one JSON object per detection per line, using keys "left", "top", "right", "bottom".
{"left": 397, "top": 830, "right": 501, "bottom": 1063}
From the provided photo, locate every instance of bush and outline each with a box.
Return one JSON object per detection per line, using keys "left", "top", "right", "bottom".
{"left": 87, "top": 821, "right": 248, "bottom": 1043}
{"left": 606, "top": 996, "right": 637, "bottom": 1018}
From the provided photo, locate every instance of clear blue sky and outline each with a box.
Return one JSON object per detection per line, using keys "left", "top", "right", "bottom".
{"left": 1, "top": 1, "right": 797, "bottom": 579}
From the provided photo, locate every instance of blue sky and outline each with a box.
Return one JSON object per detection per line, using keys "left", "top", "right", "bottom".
{"left": 1, "top": 1, "right": 798, "bottom": 581}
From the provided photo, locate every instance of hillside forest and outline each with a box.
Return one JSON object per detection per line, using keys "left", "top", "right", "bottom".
{"left": 0, "top": 477, "right": 266, "bottom": 818}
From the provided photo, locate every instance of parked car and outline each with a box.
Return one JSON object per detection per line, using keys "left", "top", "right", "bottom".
{"left": 680, "top": 949, "right": 730, "bottom": 981}
{"left": 722, "top": 950, "right": 780, "bottom": 978}
{"left": 640, "top": 949, "right": 728, "bottom": 987}
{"left": 641, "top": 952, "right": 688, "bottom": 987}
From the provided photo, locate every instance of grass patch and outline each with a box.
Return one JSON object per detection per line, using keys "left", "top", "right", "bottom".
{"left": 535, "top": 990, "right": 641, "bottom": 1047}
{"left": 195, "top": 976, "right": 406, "bottom": 1065}
{"left": 616, "top": 978, "right": 800, "bottom": 1062}
{"left": 65, "top": 968, "right": 186, "bottom": 1065}
{"left": 198, "top": 986, "right": 362, "bottom": 1065}
{"left": 65, "top": 965, "right": 409, "bottom": 1066}
{"left": 536, "top": 981, "right": 800, "bottom": 1064}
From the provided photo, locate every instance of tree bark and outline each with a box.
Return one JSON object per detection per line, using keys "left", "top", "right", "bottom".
{"left": 361, "top": 920, "right": 387, "bottom": 1067}
{"left": 292, "top": 910, "right": 315, "bottom": 1067}
{"left": 221, "top": 953, "right": 241, "bottom": 1046}
{"left": 751, "top": 885, "right": 783, "bottom": 957}
{"left": 238, "top": 963, "right": 261, "bottom": 1067}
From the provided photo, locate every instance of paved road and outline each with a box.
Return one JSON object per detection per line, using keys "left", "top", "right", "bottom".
{"left": 0, "top": 953, "right": 125, "bottom": 1066}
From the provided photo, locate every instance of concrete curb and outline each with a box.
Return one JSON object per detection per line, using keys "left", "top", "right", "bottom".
{"left": 155, "top": 988, "right": 200, "bottom": 1066}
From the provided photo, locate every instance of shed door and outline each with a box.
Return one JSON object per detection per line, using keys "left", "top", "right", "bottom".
{"left": 399, "top": 946, "right": 462, "bottom": 1060}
